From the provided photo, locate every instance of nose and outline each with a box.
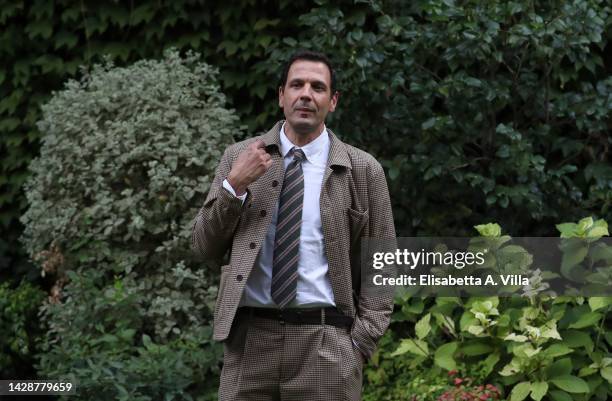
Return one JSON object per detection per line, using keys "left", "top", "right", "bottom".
{"left": 298, "top": 84, "right": 313, "bottom": 101}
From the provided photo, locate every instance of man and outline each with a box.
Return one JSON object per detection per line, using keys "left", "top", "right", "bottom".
{"left": 192, "top": 50, "right": 395, "bottom": 401}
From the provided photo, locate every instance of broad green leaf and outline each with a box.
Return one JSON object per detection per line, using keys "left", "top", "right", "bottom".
{"left": 561, "top": 330, "right": 594, "bottom": 352}
{"left": 415, "top": 313, "right": 431, "bottom": 339}
{"left": 391, "top": 339, "right": 428, "bottom": 357}
{"left": 601, "top": 366, "right": 612, "bottom": 384}
{"left": 588, "top": 297, "right": 612, "bottom": 312}
{"left": 543, "top": 344, "right": 573, "bottom": 358}
{"left": 548, "top": 390, "right": 573, "bottom": 401}
{"left": 530, "top": 381, "right": 548, "bottom": 401}
{"left": 547, "top": 358, "right": 573, "bottom": 378}
{"left": 549, "top": 375, "right": 590, "bottom": 393}
{"left": 510, "top": 381, "right": 532, "bottom": 401}
{"left": 434, "top": 342, "right": 457, "bottom": 370}
{"left": 568, "top": 312, "right": 602, "bottom": 329}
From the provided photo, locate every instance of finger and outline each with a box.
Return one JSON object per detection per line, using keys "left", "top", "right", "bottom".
{"left": 256, "top": 149, "right": 270, "bottom": 161}
{"left": 253, "top": 139, "right": 266, "bottom": 149}
{"left": 247, "top": 141, "right": 259, "bottom": 151}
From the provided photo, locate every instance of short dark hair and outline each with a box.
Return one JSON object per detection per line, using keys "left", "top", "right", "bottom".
{"left": 279, "top": 50, "right": 337, "bottom": 94}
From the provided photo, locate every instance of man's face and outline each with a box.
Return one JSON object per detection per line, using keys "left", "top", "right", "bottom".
{"left": 279, "top": 60, "right": 338, "bottom": 136}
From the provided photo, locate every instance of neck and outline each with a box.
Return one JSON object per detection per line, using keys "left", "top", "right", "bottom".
{"left": 284, "top": 123, "right": 325, "bottom": 147}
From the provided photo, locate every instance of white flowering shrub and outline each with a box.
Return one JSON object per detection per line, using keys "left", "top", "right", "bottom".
{"left": 21, "top": 49, "right": 238, "bottom": 400}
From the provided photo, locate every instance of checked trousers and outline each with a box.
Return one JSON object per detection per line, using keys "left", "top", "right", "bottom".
{"left": 218, "top": 313, "right": 364, "bottom": 401}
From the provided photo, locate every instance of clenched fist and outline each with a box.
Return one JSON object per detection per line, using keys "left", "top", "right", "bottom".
{"left": 227, "top": 139, "right": 272, "bottom": 196}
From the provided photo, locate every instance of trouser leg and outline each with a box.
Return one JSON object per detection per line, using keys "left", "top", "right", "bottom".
{"left": 219, "top": 314, "right": 282, "bottom": 401}
{"left": 280, "top": 324, "right": 363, "bottom": 401}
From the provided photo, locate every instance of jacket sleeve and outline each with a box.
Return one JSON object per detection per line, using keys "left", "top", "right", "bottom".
{"left": 191, "top": 146, "right": 246, "bottom": 260}
{"left": 350, "top": 161, "right": 396, "bottom": 360}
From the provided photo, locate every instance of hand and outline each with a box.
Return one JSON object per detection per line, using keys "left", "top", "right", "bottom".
{"left": 227, "top": 139, "right": 272, "bottom": 196}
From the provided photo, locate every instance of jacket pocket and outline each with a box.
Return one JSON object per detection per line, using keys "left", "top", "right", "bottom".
{"left": 347, "top": 207, "right": 369, "bottom": 240}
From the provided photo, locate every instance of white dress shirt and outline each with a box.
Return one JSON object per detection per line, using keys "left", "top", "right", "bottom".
{"left": 223, "top": 124, "right": 335, "bottom": 308}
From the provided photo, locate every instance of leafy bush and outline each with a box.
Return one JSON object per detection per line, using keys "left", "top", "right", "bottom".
{"left": 37, "top": 269, "right": 221, "bottom": 401}
{"left": 363, "top": 331, "right": 448, "bottom": 401}
{"left": 374, "top": 218, "right": 612, "bottom": 401}
{"left": 20, "top": 49, "right": 237, "bottom": 400}
{"left": 0, "top": 280, "right": 46, "bottom": 378}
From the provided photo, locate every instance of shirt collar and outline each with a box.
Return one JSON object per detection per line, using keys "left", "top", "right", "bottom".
{"left": 280, "top": 122, "right": 329, "bottom": 166}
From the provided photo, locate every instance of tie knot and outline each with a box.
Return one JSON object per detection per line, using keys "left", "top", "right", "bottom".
{"left": 292, "top": 148, "right": 305, "bottom": 162}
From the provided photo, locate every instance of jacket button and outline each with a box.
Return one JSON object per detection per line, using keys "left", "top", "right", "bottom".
{"left": 236, "top": 274, "right": 243, "bottom": 282}
{"left": 272, "top": 180, "right": 278, "bottom": 187}
{"left": 249, "top": 242, "right": 256, "bottom": 249}
{"left": 260, "top": 210, "right": 266, "bottom": 217}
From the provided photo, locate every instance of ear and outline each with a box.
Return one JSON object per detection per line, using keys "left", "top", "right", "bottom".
{"left": 329, "top": 91, "right": 339, "bottom": 113}
{"left": 278, "top": 86, "right": 284, "bottom": 108}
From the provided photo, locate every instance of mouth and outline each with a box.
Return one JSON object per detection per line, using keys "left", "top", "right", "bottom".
{"left": 295, "top": 108, "right": 315, "bottom": 116}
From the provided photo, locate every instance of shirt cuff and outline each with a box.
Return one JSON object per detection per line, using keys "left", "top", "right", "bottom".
{"left": 222, "top": 179, "right": 247, "bottom": 204}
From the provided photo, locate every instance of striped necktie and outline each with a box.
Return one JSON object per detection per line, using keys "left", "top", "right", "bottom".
{"left": 271, "top": 147, "right": 305, "bottom": 308}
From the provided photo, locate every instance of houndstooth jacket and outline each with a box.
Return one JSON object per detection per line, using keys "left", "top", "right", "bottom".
{"left": 191, "top": 121, "right": 396, "bottom": 359}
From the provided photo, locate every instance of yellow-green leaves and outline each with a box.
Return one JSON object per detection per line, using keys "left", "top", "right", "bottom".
{"left": 556, "top": 217, "right": 609, "bottom": 238}
{"left": 415, "top": 313, "right": 431, "bottom": 339}
{"left": 510, "top": 381, "right": 531, "bottom": 401}
{"left": 530, "top": 382, "right": 548, "bottom": 401}
{"left": 588, "top": 296, "right": 612, "bottom": 312}
{"left": 475, "top": 223, "right": 502, "bottom": 237}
